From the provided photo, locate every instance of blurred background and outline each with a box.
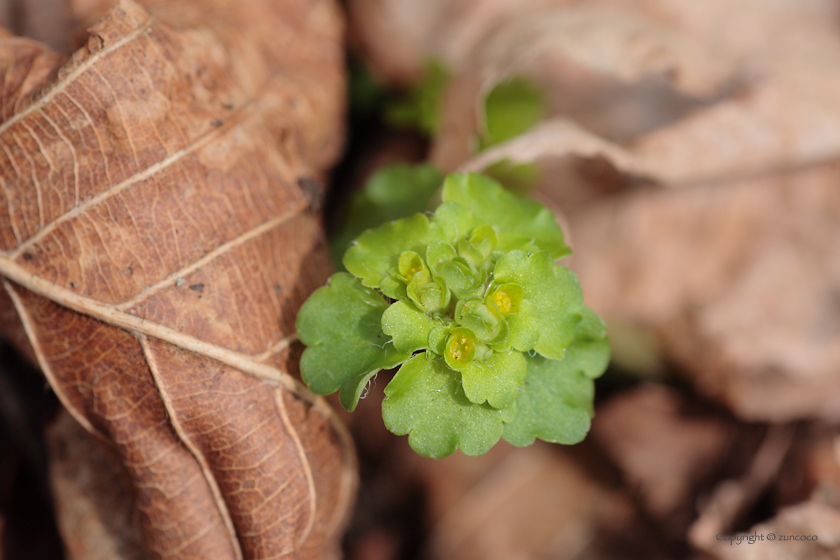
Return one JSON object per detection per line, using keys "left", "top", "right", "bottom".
{"left": 2, "top": 0, "right": 840, "bottom": 558}
{"left": 334, "top": 1, "right": 840, "bottom": 559}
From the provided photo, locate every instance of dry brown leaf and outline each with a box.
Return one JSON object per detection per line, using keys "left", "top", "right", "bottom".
{"left": 425, "top": 446, "right": 624, "bottom": 560}
{"left": 0, "top": 0, "right": 356, "bottom": 558}
{"left": 624, "top": 67, "right": 840, "bottom": 185}
{"left": 694, "top": 501, "right": 840, "bottom": 560}
{"left": 595, "top": 0, "right": 840, "bottom": 184}
{"left": 358, "top": 0, "right": 840, "bottom": 185}
{"left": 458, "top": 118, "right": 660, "bottom": 182}
{"left": 428, "top": 3, "right": 739, "bottom": 170}
{"left": 348, "top": 0, "right": 560, "bottom": 84}
{"left": 568, "top": 162, "right": 840, "bottom": 422}
{"left": 460, "top": 60, "right": 840, "bottom": 187}
{"left": 591, "top": 385, "right": 732, "bottom": 536}
{"left": 48, "top": 408, "right": 148, "bottom": 560}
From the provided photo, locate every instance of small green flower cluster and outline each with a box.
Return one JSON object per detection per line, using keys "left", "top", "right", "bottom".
{"left": 379, "top": 228, "right": 537, "bottom": 412}
{"left": 296, "top": 173, "right": 609, "bottom": 458}
{"left": 387, "top": 229, "right": 522, "bottom": 362}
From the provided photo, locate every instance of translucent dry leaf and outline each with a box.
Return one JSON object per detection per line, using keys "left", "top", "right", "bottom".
{"left": 356, "top": 0, "right": 840, "bottom": 185}
{"left": 569, "top": 162, "right": 840, "bottom": 422}
{"left": 0, "top": 0, "right": 356, "bottom": 558}
{"left": 426, "top": 445, "right": 637, "bottom": 560}
{"left": 458, "top": 117, "right": 660, "bottom": 182}
{"left": 48, "top": 409, "right": 148, "bottom": 560}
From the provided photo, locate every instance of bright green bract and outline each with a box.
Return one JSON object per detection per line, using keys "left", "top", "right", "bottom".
{"left": 443, "top": 174, "right": 570, "bottom": 258}
{"left": 297, "top": 172, "right": 609, "bottom": 457}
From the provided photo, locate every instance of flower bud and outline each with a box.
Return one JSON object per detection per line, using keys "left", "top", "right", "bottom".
{"left": 426, "top": 241, "right": 457, "bottom": 274}
{"left": 407, "top": 270, "right": 450, "bottom": 312}
{"left": 455, "top": 298, "right": 507, "bottom": 343}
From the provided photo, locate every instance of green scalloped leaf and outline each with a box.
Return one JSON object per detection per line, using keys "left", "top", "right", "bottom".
{"left": 442, "top": 173, "right": 570, "bottom": 258}
{"left": 382, "top": 354, "right": 516, "bottom": 458}
{"left": 331, "top": 163, "right": 443, "bottom": 266}
{"left": 482, "top": 158, "right": 541, "bottom": 195}
{"left": 381, "top": 300, "right": 442, "bottom": 353}
{"left": 494, "top": 250, "right": 583, "bottom": 359}
{"left": 429, "top": 201, "right": 477, "bottom": 242}
{"left": 460, "top": 349, "right": 527, "bottom": 409}
{"left": 297, "top": 273, "right": 411, "bottom": 412}
{"left": 490, "top": 298, "right": 537, "bottom": 353}
{"left": 502, "top": 307, "right": 609, "bottom": 446}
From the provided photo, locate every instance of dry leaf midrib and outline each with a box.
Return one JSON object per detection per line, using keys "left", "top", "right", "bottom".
{"left": 1, "top": 246, "right": 358, "bottom": 548}
{"left": 140, "top": 334, "right": 244, "bottom": 560}
{"left": 0, "top": 253, "right": 298, "bottom": 388}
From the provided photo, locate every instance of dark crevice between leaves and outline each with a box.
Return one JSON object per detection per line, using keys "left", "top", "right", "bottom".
{"left": 342, "top": 368, "right": 429, "bottom": 560}
{"left": 590, "top": 356, "right": 801, "bottom": 557}
{"left": 326, "top": 56, "right": 429, "bottom": 243}
{"left": 0, "top": 341, "right": 64, "bottom": 560}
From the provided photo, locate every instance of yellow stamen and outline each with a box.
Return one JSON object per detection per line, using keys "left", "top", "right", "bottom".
{"left": 494, "top": 293, "right": 511, "bottom": 313}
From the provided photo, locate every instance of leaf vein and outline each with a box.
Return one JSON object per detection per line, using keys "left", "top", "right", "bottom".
{"left": 0, "top": 14, "right": 154, "bottom": 138}
{"left": 141, "top": 335, "right": 244, "bottom": 560}
{"left": 274, "top": 389, "right": 316, "bottom": 547}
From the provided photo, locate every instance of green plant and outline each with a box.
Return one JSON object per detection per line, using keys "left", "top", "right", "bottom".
{"left": 480, "top": 76, "right": 545, "bottom": 149}
{"left": 330, "top": 163, "right": 443, "bottom": 265}
{"left": 297, "top": 173, "right": 608, "bottom": 458}
{"left": 478, "top": 76, "right": 547, "bottom": 192}
{"left": 384, "top": 59, "right": 449, "bottom": 135}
